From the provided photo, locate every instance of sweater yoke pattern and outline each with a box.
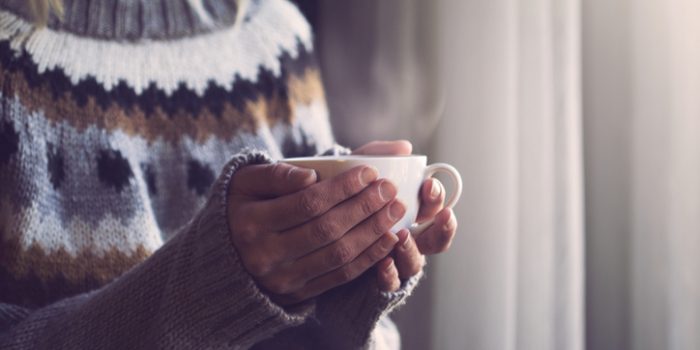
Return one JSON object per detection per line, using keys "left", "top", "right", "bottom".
{"left": 0, "top": 1, "right": 419, "bottom": 348}
{"left": 0, "top": 0, "right": 334, "bottom": 308}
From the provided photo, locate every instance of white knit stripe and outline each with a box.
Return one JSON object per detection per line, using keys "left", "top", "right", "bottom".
{"left": 295, "top": 100, "right": 335, "bottom": 153}
{"left": 0, "top": 198, "right": 163, "bottom": 257}
{"left": 0, "top": 0, "right": 312, "bottom": 96}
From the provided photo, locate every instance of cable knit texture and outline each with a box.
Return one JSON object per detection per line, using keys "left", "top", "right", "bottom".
{"left": 0, "top": 0, "right": 420, "bottom": 348}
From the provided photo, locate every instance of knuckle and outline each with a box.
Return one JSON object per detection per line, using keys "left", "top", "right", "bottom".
{"left": 244, "top": 254, "right": 271, "bottom": 277}
{"left": 297, "top": 193, "right": 322, "bottom": 217}
{"left": 340, "top": 176, "right": 359, "bottom": 197}
{"left": 369, "top": 243, "right": 389, "bottom": 261}
{"left": 312, "top": 220, "right": 337, "bottom": 245}
{"left": 371, "top": 214, "right": 391, "bottom": 235}
{"left": 266, "top": 278, "right": 293, "bottom": 295}
{"left": 359, "top": 196, "right": 378, "bottom": 217}
{"left": 337, "top": 266, "right": 355, "bottom": 283}
{"left": 327, "top": 243, "right": 353, "bottom": 267}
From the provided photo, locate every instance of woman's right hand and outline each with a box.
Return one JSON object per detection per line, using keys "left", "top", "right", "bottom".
{"left": 227, "top": 162, "right": 405, "bottom": 305}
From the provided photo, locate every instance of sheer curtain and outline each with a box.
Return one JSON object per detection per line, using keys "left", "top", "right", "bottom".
{"left": 430, "top": 0, "right": 583, "bottom": 349}
{"left": 585, "top": 0, "right": 700, "bottom": 349}
{"left": 315, "top": 0, "right": 700, "bottom": 349}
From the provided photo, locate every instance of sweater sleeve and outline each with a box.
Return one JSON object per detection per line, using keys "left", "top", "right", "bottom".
{"left": 251, "top": 272, "right": 423, "bottom": 350}
{"left": 0, "top": 149, "right": 313, "bottom": 350}
{"left": 314, "top": 270, "right": 423, "bottom": 349}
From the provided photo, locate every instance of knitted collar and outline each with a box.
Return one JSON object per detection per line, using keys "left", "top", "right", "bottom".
{"left": 0, "top": 0, "right": 240, "bottom": 41}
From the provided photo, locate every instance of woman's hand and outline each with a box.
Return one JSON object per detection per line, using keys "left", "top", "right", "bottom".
{"left": 227, "top": 162, "right": 405, "bottom": 305}
{"left": 353, "top": 140, "right": 459, "bottom": 292}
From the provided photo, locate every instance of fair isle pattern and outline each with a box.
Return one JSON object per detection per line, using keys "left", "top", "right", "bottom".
{"left": 0, "top": 0, "right": 312, "bottom": 95}
{"left": 0, "top": 0, "right": 418, "bottom": 347}
{"left": 0, "top": 59, "right": 327, "bottom": 144}
{"left": 0, "top": 0, "right": 335, "bottom": 308}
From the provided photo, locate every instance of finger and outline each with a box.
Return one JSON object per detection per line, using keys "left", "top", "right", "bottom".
{"left": 286, "top": 199, "right": 406, "bottom": 281}
{"left": 393, "top": 229, "right": 425, "bottom": 280}
{"left": 352, "top": 140, "right": 413, "bottom": 155}
{"left": 274, "top": 179, "right": 399, "bottom": 260}
{"left": 230, "top": 163, "right": 317, "bottom": 198}
{"left": 416, "top": 178, "right": 446, "bottom": 223}
{"left": 415, "top": 208, "right": 458, "bottom": 255}
{"left": 269, "top": 233, "right": 399, "bottom": 304}
{"left": 245, "top": 165, "right": 379, "bottom": 231}
{"left": 376, "top": 257, "right": 401, "bottom": 292}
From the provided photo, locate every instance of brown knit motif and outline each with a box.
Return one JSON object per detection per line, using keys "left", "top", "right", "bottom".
{"left": 0, "top": 235, "right": 152, "bottom": 307}
{"left": 2, "top": 66, "right": 324, "bottom": 144}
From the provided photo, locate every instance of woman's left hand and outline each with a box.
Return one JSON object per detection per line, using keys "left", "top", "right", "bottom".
{"left": 352, "top": 140, "right": 458, "bottom": 292}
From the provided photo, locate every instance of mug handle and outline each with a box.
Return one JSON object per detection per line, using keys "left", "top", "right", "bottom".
{"left": 409, "top": 163, "right": 463, "bottom": 235}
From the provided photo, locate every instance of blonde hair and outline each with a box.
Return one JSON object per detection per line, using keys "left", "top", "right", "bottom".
{"left": 28, "top": 0, "right": 248, "bottom": 28}
{"left": 28, "top": 0, "right": 64, "bottom": 26}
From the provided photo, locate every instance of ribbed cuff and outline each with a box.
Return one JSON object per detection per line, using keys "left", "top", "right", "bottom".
{"left": 0, "top": 304, "right": 30, "bottom": 332}
{"left": 315, "top": 270, "right": 423, "bottom": 349}
{"left": 175, "top": 149, "right": 314, "bottom": 347}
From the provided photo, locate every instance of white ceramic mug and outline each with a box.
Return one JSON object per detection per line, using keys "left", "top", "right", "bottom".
{"left": 282, "top": 155, "right": 462, "bottom": 235}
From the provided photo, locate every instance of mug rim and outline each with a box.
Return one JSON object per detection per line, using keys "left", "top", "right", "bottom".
{"left": 283, "top": 154, "right": 428, "bottom": 162}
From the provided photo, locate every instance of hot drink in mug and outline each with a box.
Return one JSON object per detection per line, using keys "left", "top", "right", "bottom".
{"left": 283, "top": 155, "right": 462, "bottom": 235}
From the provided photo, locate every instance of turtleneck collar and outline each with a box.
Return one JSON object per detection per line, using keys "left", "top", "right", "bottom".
{"left": 0, "top": 0, "right": 240, "bottom": 41}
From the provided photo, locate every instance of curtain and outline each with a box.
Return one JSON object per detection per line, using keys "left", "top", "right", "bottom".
{"left": 430, "top": 0, "right": 583, "bottom": 349}
{"left": 584, "top": 0, "right": 700, "bottom": 349}
{"left": 315, "top": 0, "right": 700, "bottom": 349}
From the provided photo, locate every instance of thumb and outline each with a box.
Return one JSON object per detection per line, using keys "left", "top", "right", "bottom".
{"left": 230, "top": 162, "right": 317, "bottom": 198}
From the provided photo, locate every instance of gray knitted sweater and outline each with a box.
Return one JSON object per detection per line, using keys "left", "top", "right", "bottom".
{"left": 0, "top": 0, "right": 420, "bottom": 348}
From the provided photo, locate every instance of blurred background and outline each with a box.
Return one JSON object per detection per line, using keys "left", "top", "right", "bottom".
{"left": 295, "top": 0, "right": 700, "bottom": 349}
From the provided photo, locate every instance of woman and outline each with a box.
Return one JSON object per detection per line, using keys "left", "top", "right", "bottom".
{"left": 0, "top": 0, "right": 458, "bottom": 348}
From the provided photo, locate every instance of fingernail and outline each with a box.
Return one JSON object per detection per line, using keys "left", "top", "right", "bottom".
{"left": 397, "top": 229, "right": 410, "bottom": 248}
{"left": 399, "top": 230, "right": 411, "bottom": 249}
{"left": 430, "top": 179, "right": 441, "bottom": 199}
{"left": 381, "top": 233, "right": 399, "bottom": 250}
{"left": 289, "top": 167, "right": 316, "bottom": 182}
{"left": 389, "top": 200, "right": 406, "bottom": 221}
{"left": 378, "top": 257, "right": 392, "bottom": 270}
{"left": 443, "top": 213, "right": 456, "bottom": 232}
{"left": 384, "top": 258, "right": 395, "bottom": 272}
{"left": 379, "top": 180, "right": 397, "bottom": 202}
{"left": 361, "top": 166, "right": 379, "bottom": 186}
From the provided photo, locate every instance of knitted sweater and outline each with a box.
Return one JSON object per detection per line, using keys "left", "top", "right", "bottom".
{"left": 0, "top": 0, "right": 420, "bottom": 349}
